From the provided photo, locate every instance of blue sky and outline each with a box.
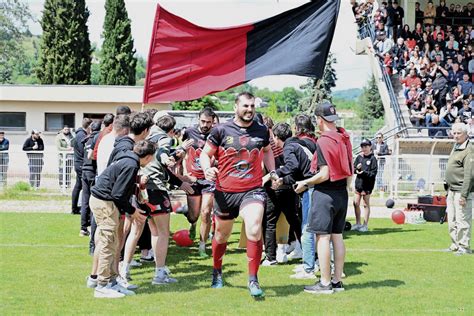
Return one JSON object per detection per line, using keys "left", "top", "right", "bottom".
{"left": 27, "top": 0, "right": 371, "bottom": 91}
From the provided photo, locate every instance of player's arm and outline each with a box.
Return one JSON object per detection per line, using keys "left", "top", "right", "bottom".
{"left": 262, "top": 144, "right": 275, "bottom": 174}
{"left": 200, "top": 143, "right": 218, "bottom": 181}
{"left": 294, "top": 165, "right": 329, "bottom": 193}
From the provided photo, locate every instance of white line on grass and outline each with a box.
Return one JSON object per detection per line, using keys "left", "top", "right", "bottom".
{"left": 0, "top": 243, "right": 84, "bottom": 248}
{"left": 0, "top": 244, "right": 448, "bottom": 253}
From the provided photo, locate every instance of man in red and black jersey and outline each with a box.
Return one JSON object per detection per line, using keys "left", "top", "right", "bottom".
{"left": 182, "top": 107, "right": 216, "bottom": 258}
{"left": 200, "top": 92, "right": 275, "bottom": 297}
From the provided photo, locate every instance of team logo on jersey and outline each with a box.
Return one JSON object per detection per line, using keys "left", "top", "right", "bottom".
{"left": 239, "top": 136, "right": 250, "bottom": 146}
{"left": 192, "top": 157, "right": 202, "bottom": 171}
{"left": 226, "top": 136, "right": 234, "bottom": 144}
{"left": 366, "top": 160, "right": 371, "bottom": 165}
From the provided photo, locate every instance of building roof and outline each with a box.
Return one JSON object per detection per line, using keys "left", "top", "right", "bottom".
{"left": 0, "top": 85, "right": 168, "bottom": 104}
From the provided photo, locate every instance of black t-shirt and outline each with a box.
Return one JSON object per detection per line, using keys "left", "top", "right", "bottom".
{"left": 207, "top": 120, "right": 270, "bottom": 193}
{"left": 313, "top": 144, "right": 347, "bottom": 191}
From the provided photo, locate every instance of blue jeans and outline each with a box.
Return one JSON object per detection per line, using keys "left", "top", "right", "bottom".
{"left": 301, "top": 188, "right": 315, "bottom": 272}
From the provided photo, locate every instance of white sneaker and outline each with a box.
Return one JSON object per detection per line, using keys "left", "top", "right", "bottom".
{"left": 130, "top": 259, "right": 142, "bottom": 267}
{"left": 94, "top": 284, "right": 125, "bottom": 298}
{"left": 261, "top": 258, "right": 278, "bottom": 266}
{"left": 290, "top": 270, "right": 316, "bottom": 280}
{"left": 112, "top": 282, "right": 136, "bottom": 296}
{"left": 286, "top": 241, "right": 297, "bottom": 254}
{"left": 351, "top": 224, "right": 362, "bottom": 231}
{"left": 117, "top": 276, "right": 138, "bottom": 290}
{"left": 292, "top": 264, "right": 305, "bottom": 273}
{"left": 152, "top": 267, "right": 178, "bottom": 285}
{"left": 276, "top": 245, "right": 288, "bottom": 263}
{"left": 287, "top": 243, "right": 303, "bottom": 260}
{"left": 86, "top": 276, "right": 97, "bottom": 288}
{"left": 359, "top": 225, "right": 368, "bottom": 232}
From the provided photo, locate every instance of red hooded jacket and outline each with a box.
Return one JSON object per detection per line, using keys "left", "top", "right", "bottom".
{"left": 310, "top": 127, "right": 353, "bottom": 181}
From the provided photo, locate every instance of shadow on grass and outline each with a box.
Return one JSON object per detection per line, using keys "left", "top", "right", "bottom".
{"left": 347, "top": 279, "right": 405, "bottom": 290}
{"left": 344, "top": 227, "right": 420, "bottom": 239}
{"left": 344, "top": 261, "right": 367, "bottom": 277}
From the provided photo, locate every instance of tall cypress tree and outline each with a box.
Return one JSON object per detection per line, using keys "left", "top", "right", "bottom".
{"left": 37, "top": 0, "right": 91, "bottom": 84}
{"left": 100, "top": 0, "right": 137, "bottom": 85}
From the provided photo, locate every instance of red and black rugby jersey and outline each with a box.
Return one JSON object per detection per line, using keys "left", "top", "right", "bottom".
{"left": 207, "top": 120, "right": 270, "bottom": 193}
{"left": 182, "top": 126, "right": 210, "bottom": 179}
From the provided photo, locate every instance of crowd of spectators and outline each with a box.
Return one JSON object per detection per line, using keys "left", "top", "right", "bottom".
{"left": 353, "top": 0, "right": 474, "bottom": 138}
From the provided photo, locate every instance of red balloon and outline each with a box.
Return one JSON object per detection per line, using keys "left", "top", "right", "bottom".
{"left": 172, "top": 229, "right": 193, "bottom": 247}
{"left": 171, "top": 201, "right": 182, "bottom": 213}
{"left": 391, "top": 210, "right": 405, "bottom": 225}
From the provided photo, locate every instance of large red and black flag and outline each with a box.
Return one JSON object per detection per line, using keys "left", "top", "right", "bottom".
{"left": 143, "top": 0, "right": 340, "bottom": 103}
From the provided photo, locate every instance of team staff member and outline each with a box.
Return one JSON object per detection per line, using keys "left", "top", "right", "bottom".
{"left": 90, "top": 140, "right": 154, "bottom": 299}
{"left": 352, "top": 138, "right": 378, "bottom": 232}
{"left": 295, "top": 101, "right": 353, "bottom": 294}
{"left": 200, "top": 92, "right": 275, "bottom": 297}
{"left": 444, "top": 123, "right": 473, "bottom": 256}
{"left": 182, "top": 107, "right": 217, "bottom": 258}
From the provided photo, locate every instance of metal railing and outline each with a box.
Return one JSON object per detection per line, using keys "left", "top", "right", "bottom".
{"left": 358, "top": 22, "right": 408, "bottom": 138}
{"left": 0, "top": 151, "right": 76, "bottom": 193}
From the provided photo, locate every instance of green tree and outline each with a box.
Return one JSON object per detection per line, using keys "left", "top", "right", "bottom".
{"left": 299, "top": 52, "right": 337, "bottom": 114}
{"left": 357, "top": 75, "right": 384, "bottom": 120}
{"left": 135, "top": 56, "right": 146, "bottom": 86}
{"left": 37, "top": 0, "right": 91, "bottom": 84}
{"left": 100, "top": 0, "right": 137, "bottom": 85}
{"left": 0, "top": 0, "right": 34, "bottom": 83}
{"left": 173, "top": 96, "right": 219, "bottom": 111}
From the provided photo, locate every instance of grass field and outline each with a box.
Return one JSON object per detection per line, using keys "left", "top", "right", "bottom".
{"left": 1, "top": 213, "right": 473, "bottom": 315}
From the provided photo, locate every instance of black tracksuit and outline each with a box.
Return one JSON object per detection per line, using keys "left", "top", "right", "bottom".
{"left": 91, "top": 151, "right": 140, "bottom": 215}
{"left": 72, "top": 128, "right": 88, "bottom": 213}
{"left": 264, "top": 137, "right": 317, "bottom": 261}
{"left": 80, "top": 131, "right": 99, "bottom": 231}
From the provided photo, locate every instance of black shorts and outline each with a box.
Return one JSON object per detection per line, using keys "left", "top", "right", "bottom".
{"left": 138, "top": 189, "right": 172, "bottom": 217}
{"left": 355, "top": 177, "right": 375, "bottom": 195}
{"left": 214, "top": 187, "right": 266, "bottom": 220}
{"left": 189, "top": 179, "right": 215, "bottom": 196}
{"left": 307, "top": 189, "right": 348, "bottom": 234}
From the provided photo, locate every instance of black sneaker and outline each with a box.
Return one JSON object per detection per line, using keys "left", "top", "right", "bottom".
{"left": 304, "top": 281, "right": 334, "bottom": 294}
{"left": 331, "top": 281, "right": 345, "bottom": 292}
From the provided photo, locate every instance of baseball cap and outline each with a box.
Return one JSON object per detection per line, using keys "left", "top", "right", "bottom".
{"left": 360, "top": 138, "right": 372, "bottom": 147}
{"left": 153, "top": 110, "right": 170, "bottom": 123}
{"left": 315, "top": 101, "right": 339, "bottom": 122}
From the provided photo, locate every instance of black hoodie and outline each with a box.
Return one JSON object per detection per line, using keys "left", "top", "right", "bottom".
{"left": 107, "top": 136, "right": 135, "bottom": 167}
{"left": 275, "top": 137, "right": 316, "bottom": 185}
{"left": 91, "top": 150, "right": 140, "bottom": 215}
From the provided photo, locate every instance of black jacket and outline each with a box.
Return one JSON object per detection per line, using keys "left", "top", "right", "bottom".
{"left": 23, "top": 137, "right": 44, "bottom": 160}
{"left": 107, "top": 136, "right": 135, "bottom": 167}
{"left": 82, "top": 131, "right": 100, "bottom": 180}
{"left": 91, "top": 151, "right": 140, "bottom": 215}
{"left": 275, "top": 137, "right": 316, "bottom": 185}
{"left": 73, "top": 128, "right": 88, "bottom": 168}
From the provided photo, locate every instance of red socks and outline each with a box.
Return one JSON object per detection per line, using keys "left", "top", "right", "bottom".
{"left": 246, "top": 239, "right": 263, "bottom": 280}
{"left": 212, "top": 238, "right": 227, "bottom": 271}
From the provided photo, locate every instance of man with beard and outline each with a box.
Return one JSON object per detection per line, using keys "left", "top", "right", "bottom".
{"left": 182, "top": 107, "right": 217, "bottom": 258}
{"left": 200, "top": 92, "right": 275, "bottom": 297}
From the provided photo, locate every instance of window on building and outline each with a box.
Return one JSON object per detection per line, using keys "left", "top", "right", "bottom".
{"left": 83, "top": 113, "right": 107, "bottom": 120}
{"left": 0, "top": 112, "right": 26, "bottom": 131}
{"left": 45, "top": 113, "right": 75, "bottom": 132}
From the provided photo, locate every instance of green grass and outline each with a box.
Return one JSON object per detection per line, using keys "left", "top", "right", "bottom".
{"left": 0, "top": 213, "right": 473, "bottom": 315}
{"left": 0, "top": 182, "right": 69, "bottom": 201}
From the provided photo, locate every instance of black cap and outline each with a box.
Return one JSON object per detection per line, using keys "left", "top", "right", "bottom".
{"left": 315, "top": 101, "right": 339, "bottom": 122}
{"left": 360, "top": 138, "right": 372, "bottom": 147}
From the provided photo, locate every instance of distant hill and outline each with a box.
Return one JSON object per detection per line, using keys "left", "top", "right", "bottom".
{"left": 333, "top": 88, "right": 362, "bottom": 100}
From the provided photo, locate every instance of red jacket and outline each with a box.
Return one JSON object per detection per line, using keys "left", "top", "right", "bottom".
{"left": 311, "top": 127, "right": 353, "bottom": 181}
